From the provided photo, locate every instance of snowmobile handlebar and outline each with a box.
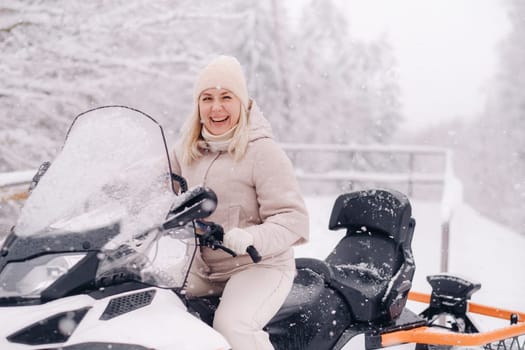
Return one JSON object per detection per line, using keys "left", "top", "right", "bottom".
{"left": 194, "top": 220, "right": 262, "bottom": 263}
{"left": 246, "top": 245, "right": 262, "bottom": 263}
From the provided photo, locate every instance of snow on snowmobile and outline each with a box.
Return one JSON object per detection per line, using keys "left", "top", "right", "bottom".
{"left": 0, "top": 106, "right": 523, "bottom": 350}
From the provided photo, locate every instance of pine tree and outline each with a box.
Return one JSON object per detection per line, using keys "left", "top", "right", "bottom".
{"left": 286, "top": 0, "right": 401, "bottom": 145}
{"left": 466, "top": 0, "right": 525, "bottom": 232}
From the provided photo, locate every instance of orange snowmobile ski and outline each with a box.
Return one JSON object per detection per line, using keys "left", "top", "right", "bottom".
{"left": 369, "top": 275, "right": 525, "bottom": 349}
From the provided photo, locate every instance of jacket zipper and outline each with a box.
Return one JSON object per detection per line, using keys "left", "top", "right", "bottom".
{"left": 202, "top": 151, "right": 222, "bottom": 186}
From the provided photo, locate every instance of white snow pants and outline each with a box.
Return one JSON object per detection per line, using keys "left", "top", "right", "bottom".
{"left": 185, "top": 266, "right": 294, "bottom": 350}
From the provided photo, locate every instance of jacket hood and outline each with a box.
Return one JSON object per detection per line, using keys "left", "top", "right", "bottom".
{"left": 248, "top": 100, "right": 273, "bottom": 142}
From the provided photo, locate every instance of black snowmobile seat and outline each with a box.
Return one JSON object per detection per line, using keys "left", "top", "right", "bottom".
{"left": 325, "top": 189, "right": 416, "bottom": 323}
{"left": 268, "top": 263, "right": 326, "bottom": 323}
{"left": 266, "top": 258, "right": 352, "bottom": 349}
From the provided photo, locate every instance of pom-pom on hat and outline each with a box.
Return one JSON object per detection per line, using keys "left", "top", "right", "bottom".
{"left": 193, "top": 55, "right": 250, "bottom": 109}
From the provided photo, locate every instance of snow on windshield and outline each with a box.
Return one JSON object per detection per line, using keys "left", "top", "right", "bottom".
{"left": 15, "top": 107, "right": 176, "bottom": 241}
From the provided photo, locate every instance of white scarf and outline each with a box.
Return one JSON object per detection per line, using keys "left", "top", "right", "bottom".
{"left": 200, "top": 125, "right": 237, "bottom": 152}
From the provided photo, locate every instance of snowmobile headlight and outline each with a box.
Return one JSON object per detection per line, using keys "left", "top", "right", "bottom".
{"left": 0, "top": 253, "right": 86, "bottom": 299}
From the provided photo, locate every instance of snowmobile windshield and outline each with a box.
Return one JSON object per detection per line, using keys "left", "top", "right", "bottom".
{"left": 14, "top": 106, "right": 176, "bottom": 238}
{"left": 8, "top": 106, "right": 196, "bottom": 290}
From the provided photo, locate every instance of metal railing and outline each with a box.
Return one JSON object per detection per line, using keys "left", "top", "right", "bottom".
{"left": 281, "top": 143, "right": 449, "bottom": 197}
{"left": 0, "top": 170, "right": 34, "bottom": 202}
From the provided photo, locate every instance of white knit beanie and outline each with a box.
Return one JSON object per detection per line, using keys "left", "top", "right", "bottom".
{"left": 193, "top": 55, "right": 250, "bottom": 109}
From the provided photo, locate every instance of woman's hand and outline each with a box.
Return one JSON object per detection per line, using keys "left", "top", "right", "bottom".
{"left": 223, "top": 228, "right": 254, "bottom": 255}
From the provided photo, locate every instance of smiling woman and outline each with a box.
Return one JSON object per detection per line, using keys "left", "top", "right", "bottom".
{"left": 170, "top": 55, "right": 309, "bottom": 350}
{"left": 199, "top": 88, "right": 241, "bottom": 136}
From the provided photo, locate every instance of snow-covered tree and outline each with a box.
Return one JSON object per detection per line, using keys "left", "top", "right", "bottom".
{"left": 0, "top": 0, "right": 248, "bottom": 171}
{"left": 0, "top": 0, "right": 400, "bottom": 172}
{"left": 280, "top": 0, "right": 402, "bottom": 178}
{"left": 404, "top": 0, "right": 525, "bottom": 234}
{"left": 467, "top": 0, "right": 525, "bottom": 233}
{"left": 285, "top": 0, "right": 401, "bottom": 145}
{"left": 226, "top": 0, "right": 292, "bottom": 137}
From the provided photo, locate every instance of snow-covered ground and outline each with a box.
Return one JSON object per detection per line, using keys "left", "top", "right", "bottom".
{"left": 299, "top": 195, "right": 525, "bottom": 332}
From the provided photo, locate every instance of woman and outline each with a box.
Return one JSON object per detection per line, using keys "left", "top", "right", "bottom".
{"left": 172, "top": 55, "right": 309, "bottom": 349}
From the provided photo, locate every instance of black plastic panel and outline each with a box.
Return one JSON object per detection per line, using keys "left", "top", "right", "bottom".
{"left": 7, "top": 307, "right": 90, "bottom": 345}
{"left": 100, "top": 290, "right": 156, "bottom": 320}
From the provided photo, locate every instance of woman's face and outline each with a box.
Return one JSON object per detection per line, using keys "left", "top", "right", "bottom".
{"left": 199, "top": 88, "right": 241, "bottom": 135}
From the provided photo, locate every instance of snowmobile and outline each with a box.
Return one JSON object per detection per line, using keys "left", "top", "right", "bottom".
{"left": 0, "top": 105, "right": 523, "bottom": 350}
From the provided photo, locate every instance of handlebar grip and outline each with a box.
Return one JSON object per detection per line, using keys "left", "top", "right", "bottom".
{"left": 246, "top": 245, "right": 262, "bottom": 263}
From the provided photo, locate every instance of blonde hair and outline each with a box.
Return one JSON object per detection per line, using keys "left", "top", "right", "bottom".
{"left": 180, "top": 100, "right": 251, "bottom": 165}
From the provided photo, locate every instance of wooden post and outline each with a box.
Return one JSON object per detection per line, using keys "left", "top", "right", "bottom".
{"left": 408, "top": 153, "right": 414, "bottom": 196}
{"left": 440, "top": 220, "right": 450, "bottom": 272}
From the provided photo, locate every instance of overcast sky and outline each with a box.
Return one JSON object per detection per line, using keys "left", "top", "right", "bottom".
{"left": 291, "top": 0, "right": 511, "bottom": 131}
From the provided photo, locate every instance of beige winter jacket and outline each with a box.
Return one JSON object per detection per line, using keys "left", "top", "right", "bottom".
{"left": 172, "top": 101, "right": 309, "bottom": 281}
